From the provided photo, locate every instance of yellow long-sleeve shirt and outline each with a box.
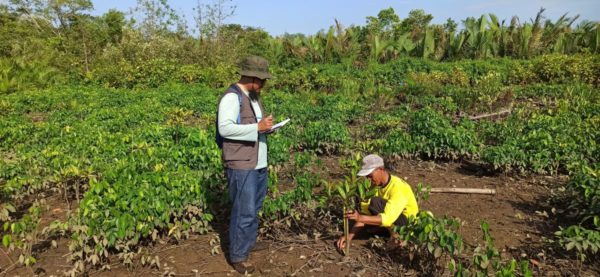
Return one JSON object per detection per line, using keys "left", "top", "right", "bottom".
{"left": 360, "top": 175, "right": 419, "bottom": 227}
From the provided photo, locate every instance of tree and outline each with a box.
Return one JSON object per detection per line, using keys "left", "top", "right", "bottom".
{"left": 399, "top": 9, "right": 433, "bottom": 41}
{"left": 103, "top": 9, "right": 125, "bottom": 44}
{"left": 194, "top": 0, "right": 236, "bottom": 41}
{"left": 131, "top": 0, "right": 186, "bottom": 37}
{"left": 365, "top": 7, "right": 400, "bottom": 39}
{"left": 444, "top": 18, "right": 458, "bottom": 34}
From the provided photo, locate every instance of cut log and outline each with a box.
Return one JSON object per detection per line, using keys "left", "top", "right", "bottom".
{"left": 468, "top": 108, "right": 511, "bottom": 120}
{"left": 429, "top": 188, "right": 496, "bottom": 195}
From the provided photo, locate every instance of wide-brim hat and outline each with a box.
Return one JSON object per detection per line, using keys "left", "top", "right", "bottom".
{"left": 238, "top": 55, "right": 272, "bottom": 80}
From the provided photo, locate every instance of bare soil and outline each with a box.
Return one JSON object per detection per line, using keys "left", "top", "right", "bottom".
{"left": 1, "top": 160, "right": 599, "bottom": 277}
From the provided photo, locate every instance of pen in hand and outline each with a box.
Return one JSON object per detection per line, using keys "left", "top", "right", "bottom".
{"left": 258, "top": 115, "right": 273, "bottom": 132}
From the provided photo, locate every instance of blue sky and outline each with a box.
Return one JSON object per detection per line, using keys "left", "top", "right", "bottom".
{"left": 91, "top": 0, "right": 600, "bottom": 36}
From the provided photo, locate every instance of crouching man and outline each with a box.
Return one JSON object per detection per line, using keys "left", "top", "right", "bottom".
{"left": 336, "top": 154, "right": 419, "bottom": 250}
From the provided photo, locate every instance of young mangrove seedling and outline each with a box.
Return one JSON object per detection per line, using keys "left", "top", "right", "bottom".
{"left": 335, "top": 180, "right": 354, "bottom": 256}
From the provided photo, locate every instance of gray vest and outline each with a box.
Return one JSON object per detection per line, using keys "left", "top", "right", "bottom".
{"left": 218, "top": 84, "right": 265, "bottom": 169}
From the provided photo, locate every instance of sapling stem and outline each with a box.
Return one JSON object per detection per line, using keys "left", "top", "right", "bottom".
{"left": 343, "top": 205, "right": 349, "bottom": 255}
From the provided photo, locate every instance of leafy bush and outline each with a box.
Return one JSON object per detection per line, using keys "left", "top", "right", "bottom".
{"left": 555, "top": 218, "right": 600, "bottom": 262}
{"left": 450, "top": 222, "right": 534, "bottom": 277}
{"left": 302, "top": 121, "right": 350, "bottom": 154}
{"left": 507, "top": 62, "right": 538, "bottom": 85}
{"left": 565, "top": 165, "right": 600, "bottom": 224}
{"left": 131, "top": 58, "right": 178, "bottom": 88}
{"left": 269, "top": 67, "right": 312, "bottom": 92}
{"left": 382, "top": 129, "right": 416, "bottom": 158}
{"left": 396, "top": 211, "right": 464, "bottom": 261}
{"left": 512, "top": 83, "right": 594, "bottom": 99}
{"left": 0, "top": 57, "right": 62, "bottom": 94}
{"left": 192, "top": 63, "right": 237, "bottom": 89}
{"left": 482, "top": 108, "right": 598, "bottom": 174}
{"left": 261, "top": 172, "right": 320, "bottom": 220}
{"left": 406, "top": 68, "right": 469, "bottom": 88}
{"left": 267, "top": 132, "right": 293, "bottom": 166}
{"left": 89, "top": 59, "right": 152, "bottom": 88}
{"left": 313, "top": 94, "right": 365, "bottom": 123}
{"left": 0, "top": 86, "right": 224, "bottom": 270}
{"left": 365, "top": 107, "right": 410, "bottom": 137}
{"left": 481, "top": 143, "right": 528, "bottom": 173}
{"left": 91, "top": 60, "right": 236, "bottom": 89}
{"left": 177, "top": 64, "right": 204, "bottom": 84}
{"left": 409, "top": 108, "right": 480, "bottom": 159}
{"left": 533, "top": 54, "right": 598, "bottom": 85}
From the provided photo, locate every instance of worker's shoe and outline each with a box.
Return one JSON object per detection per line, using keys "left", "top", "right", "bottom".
{"left": 231, "top": 261, "right": 255, "bottom": 274}
{"left": 251, "top": 241, "right": 269, "bottom": 252}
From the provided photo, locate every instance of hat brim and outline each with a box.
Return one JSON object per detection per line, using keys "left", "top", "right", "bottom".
{"left": 357, "top": 167, "right": 375, "bottom": 177}
{"left": 239, "top": 70, "right": 272, "bottom": 80}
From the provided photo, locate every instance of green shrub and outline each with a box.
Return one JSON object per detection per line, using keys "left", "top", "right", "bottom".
{"left": 534, "top": 54, "right": 597, "bottom": 85}
{"left": 415, "top": 95, "right": 460, "bottom": 114}
{"left": 450, "top": 222, "right": 534, "bottom": 276}
{"left": 566, "top": 164, "right": 600, "bottom": 223}
{"left": 261, "top": 172, "right": 320, "bottom": 220}
{"left": 270, "top": 66, "right": 312, "bottom": 92}
{"left": 382, "top": 129, "right": 415, "bottom": 158}
{"left": 395, "top": 212, "right": 463, "bottom": 275}
{"left": 0, "top": 57, "right": 62, "bottom": 94}
{"left": 89, "top": 58, "right": 181, "bottom": 89}
{"left": 507, "top": 62, "right": 538, "bottom": 85}
{"left": 366, "top": 110, "right": 408, "bottom": 138}
{"left": 555, "top": 219, "right": 600, "bottom": 262}
{"left": 482, "top": 108, "right": 598, "bottom": 174}
{"left": 267, "top": 132, "right": 293, "bottom": 166}
{"left": 409, "top": 108, "right": 480, "bottom": 159}
{"left": 133, "top": 59, "right": 179, "bottom": 88}
{"left": 482, "top": 143, "right": 528, "bottom": 173}
{"left": 178, "top": 64, "right": 204, "bottom": 84}
{"left": 302, "top": 121, "right": 350, "bottom": 154}
{"left": 406, "top": 68, "right": 469, "bottom": 88}
{"left": 90, "top": 60, "right": 236, "bottom": 89}
{"left": 194, "top": 63, "right": 237, "bottom": 89}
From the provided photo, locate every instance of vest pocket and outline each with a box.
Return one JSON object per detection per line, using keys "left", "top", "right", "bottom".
{"left": 240, "top": 115, "right": 256, "bottom": 123}
{"left": 223, "top": 141, "right": 253, "bottom": 161}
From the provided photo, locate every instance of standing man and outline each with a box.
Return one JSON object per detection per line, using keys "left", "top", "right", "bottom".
{"left": 217, "top": 55, "right": 273, "bottom": 274}
{"left": 336, "top": 154, "right": 419, "bottom": 251}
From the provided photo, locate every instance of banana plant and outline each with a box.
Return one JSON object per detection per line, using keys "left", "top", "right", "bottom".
{"left": 421, "top": 27, "right": 435, "bottom": 59}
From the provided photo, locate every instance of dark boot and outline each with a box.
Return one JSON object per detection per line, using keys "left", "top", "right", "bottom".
{"left": 231, "top": 261, "right": 255, "bottom": 274}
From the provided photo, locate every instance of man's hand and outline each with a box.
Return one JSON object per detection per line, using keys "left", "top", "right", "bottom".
{"left": 258, "top": 115, "right": 273, "bottom": 132}
{"left": 336, "top": 236, "right": 348, "bottom": 250}
{"left": 346, "top": 210, "right": 361, "bottom": 222}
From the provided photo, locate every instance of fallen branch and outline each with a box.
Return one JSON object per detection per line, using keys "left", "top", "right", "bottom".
{"left": 429, "top": 188, "right": 496, "bottom": 195}
{"left": 150, "top": 243, "right": 190, "bottom": 255}
{"left": 0, "top": 263, "right": 17, "bottom": 277}
{"left": 291, "top": 250, "right": 324, "bottom": 276}
{"left": 0, "top": 248, "right": 17, "bottom": 277}
{"left": 468, "top": 108, "right": 511, "bottom": 120}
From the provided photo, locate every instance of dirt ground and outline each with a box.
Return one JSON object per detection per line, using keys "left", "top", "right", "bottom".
{"left": 1, "top": 160, "right": 599, "bottom": 276}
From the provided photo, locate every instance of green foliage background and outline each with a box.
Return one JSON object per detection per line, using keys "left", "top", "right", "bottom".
{"left": 0, "top": 1, "right": 599, "bottom": 274}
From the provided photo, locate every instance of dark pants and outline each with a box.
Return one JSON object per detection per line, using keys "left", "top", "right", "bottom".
{"left": 368, "top": 196, "right": 408, "bottom": 227}
{"left": 226, "top": 167, "right": 268, "bottom": 263}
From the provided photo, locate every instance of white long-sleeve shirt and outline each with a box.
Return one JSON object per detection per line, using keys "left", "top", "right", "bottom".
{"left": 217, "top": 84, "right": 267, "bottom": 169}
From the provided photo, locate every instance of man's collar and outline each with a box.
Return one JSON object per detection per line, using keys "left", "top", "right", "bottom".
{"left": 235, "top": 83, "right": 250, "bottom": 97}
{"left": 381, "top": 173, "right": 391, "bottom": 189}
